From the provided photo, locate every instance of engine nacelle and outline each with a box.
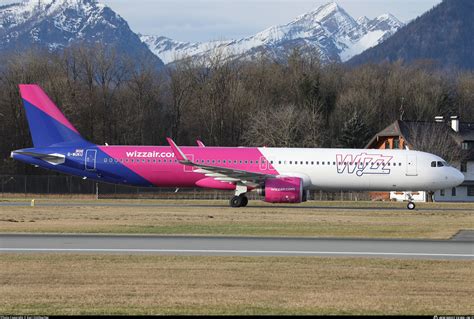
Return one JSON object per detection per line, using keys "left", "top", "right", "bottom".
{"left": 261, "top": 177, "right": 304, "bottom": 203}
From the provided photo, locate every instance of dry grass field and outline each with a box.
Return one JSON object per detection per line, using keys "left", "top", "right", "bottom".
{"left": 0, "top": 199, "right": 473, "bottom": 238}
{"left": 0, "top": 254, "right": 472, "bottom": 315}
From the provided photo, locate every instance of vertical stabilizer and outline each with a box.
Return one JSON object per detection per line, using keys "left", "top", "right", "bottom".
{"left": 19, "top": 84, "right": 89, "bottom": 147}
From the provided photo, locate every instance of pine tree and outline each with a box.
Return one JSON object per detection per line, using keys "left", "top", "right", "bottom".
{"left": 337, "top": 111, "right": 372, "bottom": 148}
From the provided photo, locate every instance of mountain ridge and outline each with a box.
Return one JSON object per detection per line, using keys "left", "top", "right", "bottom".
{"left": 348, "top": 0, "right": 474, "bottom": 70}
{"left": 142, "top": 1, "right": 404, "bottom": 65}
{"left": 0, "top": 0, "right": 164, "bottom": 67}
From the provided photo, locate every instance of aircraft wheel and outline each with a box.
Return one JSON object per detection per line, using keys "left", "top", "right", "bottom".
{"left": 230, "top": 196, "right": 243, "bottom": 207}
{"left": 407, "top": 202, "right": 416, "bottom": 210}
{"left": 240, "top": 196, "right": 248, "bottom": 207}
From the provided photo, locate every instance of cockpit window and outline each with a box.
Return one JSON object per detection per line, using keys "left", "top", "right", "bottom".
{"left": 432, "top": 161, "right": 449, "bottom": 168}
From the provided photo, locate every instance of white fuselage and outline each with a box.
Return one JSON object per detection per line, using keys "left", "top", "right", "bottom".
{"left": 259, "top": 148, "right": 464, "bottom": 191}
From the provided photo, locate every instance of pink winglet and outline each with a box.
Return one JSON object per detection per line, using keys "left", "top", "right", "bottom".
{"left": 166, "top": 137, "right": 188, "bottom": 162}
{"left": 19, "top": 84, "right": 79, "bottom": 133}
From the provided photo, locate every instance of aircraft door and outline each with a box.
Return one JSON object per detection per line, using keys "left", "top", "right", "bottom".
{"left": 85, "top": 149, "right": 97, "bottom": 171}
{"left": 406, "top": 155, "right": 417, "bottom": 176}
{"left": 259, "top": 156, "right": 268, "bottom": 171}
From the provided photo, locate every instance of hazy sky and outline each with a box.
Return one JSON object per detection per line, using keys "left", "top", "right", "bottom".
{"left": 1, "top": 0, "right": 443, "bottom": 42}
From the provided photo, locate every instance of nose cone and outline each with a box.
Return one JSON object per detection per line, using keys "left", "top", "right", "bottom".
{"left": 453, "top": 169, "right": 465, "bottom": 186}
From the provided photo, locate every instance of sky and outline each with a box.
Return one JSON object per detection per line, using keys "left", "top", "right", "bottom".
{"left": 0, "top": 0, "right": 443, "bottom": 42}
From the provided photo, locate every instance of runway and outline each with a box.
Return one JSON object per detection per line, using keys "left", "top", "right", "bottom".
{"left": 1, "top": 201, "right": 473, "bottom": 211}
{"left": 1, "top": 234, "right": 473, "bottom": 260}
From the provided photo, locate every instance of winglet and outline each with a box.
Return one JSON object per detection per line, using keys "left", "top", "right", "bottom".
{"left": 166, "top": 137, "right": 190, "bottom": 163}
{"left": 196, "top": 140, "right": 205, "bottom": 147}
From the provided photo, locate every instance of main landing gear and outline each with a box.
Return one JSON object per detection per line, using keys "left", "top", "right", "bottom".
{"left": 230, "top": 195, "right": 248, "bottom": 208}
{"left": 230, "top": 184, "right": 249, "bottom": 207}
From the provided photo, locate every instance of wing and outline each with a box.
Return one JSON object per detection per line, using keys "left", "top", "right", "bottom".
{"left": 167, "top": 138, "right": 275, "bottom": 187}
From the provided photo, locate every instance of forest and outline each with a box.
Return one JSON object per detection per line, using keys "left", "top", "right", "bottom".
{"left": 1, "top": 45, "right": 474, "bottom": 174}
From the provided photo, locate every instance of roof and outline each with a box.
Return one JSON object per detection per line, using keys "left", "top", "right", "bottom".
{"left": 366, "top": 119, "right": 474, "bottom": 161}
{"left": 459, "top": 123, "right": 474, "bottom": 141}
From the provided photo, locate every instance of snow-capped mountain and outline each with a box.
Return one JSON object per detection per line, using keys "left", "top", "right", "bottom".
{"left": 349, "top": 0, "right": 474, "bottom": 70}
{"left": 0, "top": 0, "right": 163, "bottom": 66}
{"left": 142, "top": 2, "right": 404, "bottom": 65}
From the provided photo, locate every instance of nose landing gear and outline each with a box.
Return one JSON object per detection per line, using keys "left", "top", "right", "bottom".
{"left": 406, "top": 192, "right": 416, "bottom": 210}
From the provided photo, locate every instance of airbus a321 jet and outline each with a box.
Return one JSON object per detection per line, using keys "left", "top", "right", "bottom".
{"left": 11, "top": 85, "right": 464, "bottom": 209}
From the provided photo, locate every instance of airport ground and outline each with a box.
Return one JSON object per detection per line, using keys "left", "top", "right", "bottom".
{"left": 1, "top": 199, "right": 473, "bottom": 238}
{"left": 0, "top": 198, "right": 473, "bottom": 315}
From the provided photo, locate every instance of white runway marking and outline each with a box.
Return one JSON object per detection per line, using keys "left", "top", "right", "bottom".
{"left": 1, "top": 247, "right": 473, "bottom": 258}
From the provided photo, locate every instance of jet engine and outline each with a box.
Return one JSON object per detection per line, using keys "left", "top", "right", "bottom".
{"left": 257, "top": 177, "right": 306, "bottom": 203}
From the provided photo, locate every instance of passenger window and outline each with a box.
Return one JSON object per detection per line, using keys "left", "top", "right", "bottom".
{"left": 311, "top": 161, "right": 314, "bottom": 165}
{"left": 289, "top": 161, "right": 292, "bottom": 164}
{"left": 300, "top": 161, "right": 303, "bottom": 165}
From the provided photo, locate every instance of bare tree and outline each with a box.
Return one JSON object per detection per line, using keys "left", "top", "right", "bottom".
{"left": 407, "top": 123, "right": 466, "bottom": 163}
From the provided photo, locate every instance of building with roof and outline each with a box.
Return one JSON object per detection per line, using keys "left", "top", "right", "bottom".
{"left": 366, "top": 116, "right": 474, "bottom": 202}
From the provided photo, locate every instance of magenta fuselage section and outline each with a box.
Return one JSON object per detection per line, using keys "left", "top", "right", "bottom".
{"left": 98, "top": 146, "right": 278, "bottom": 188}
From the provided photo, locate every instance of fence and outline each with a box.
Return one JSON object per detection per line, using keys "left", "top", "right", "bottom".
{"left": 0, "top": 175, "right": 371, "bottom": 201}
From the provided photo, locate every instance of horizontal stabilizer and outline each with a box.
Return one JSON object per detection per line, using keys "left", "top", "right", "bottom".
{"left": 11, "top": 150, "right": 65, "bottom": 165}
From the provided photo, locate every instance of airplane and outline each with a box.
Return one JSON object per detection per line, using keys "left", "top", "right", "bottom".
{"left": 11, "top": 84, "right": 464, "bottom": 210}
